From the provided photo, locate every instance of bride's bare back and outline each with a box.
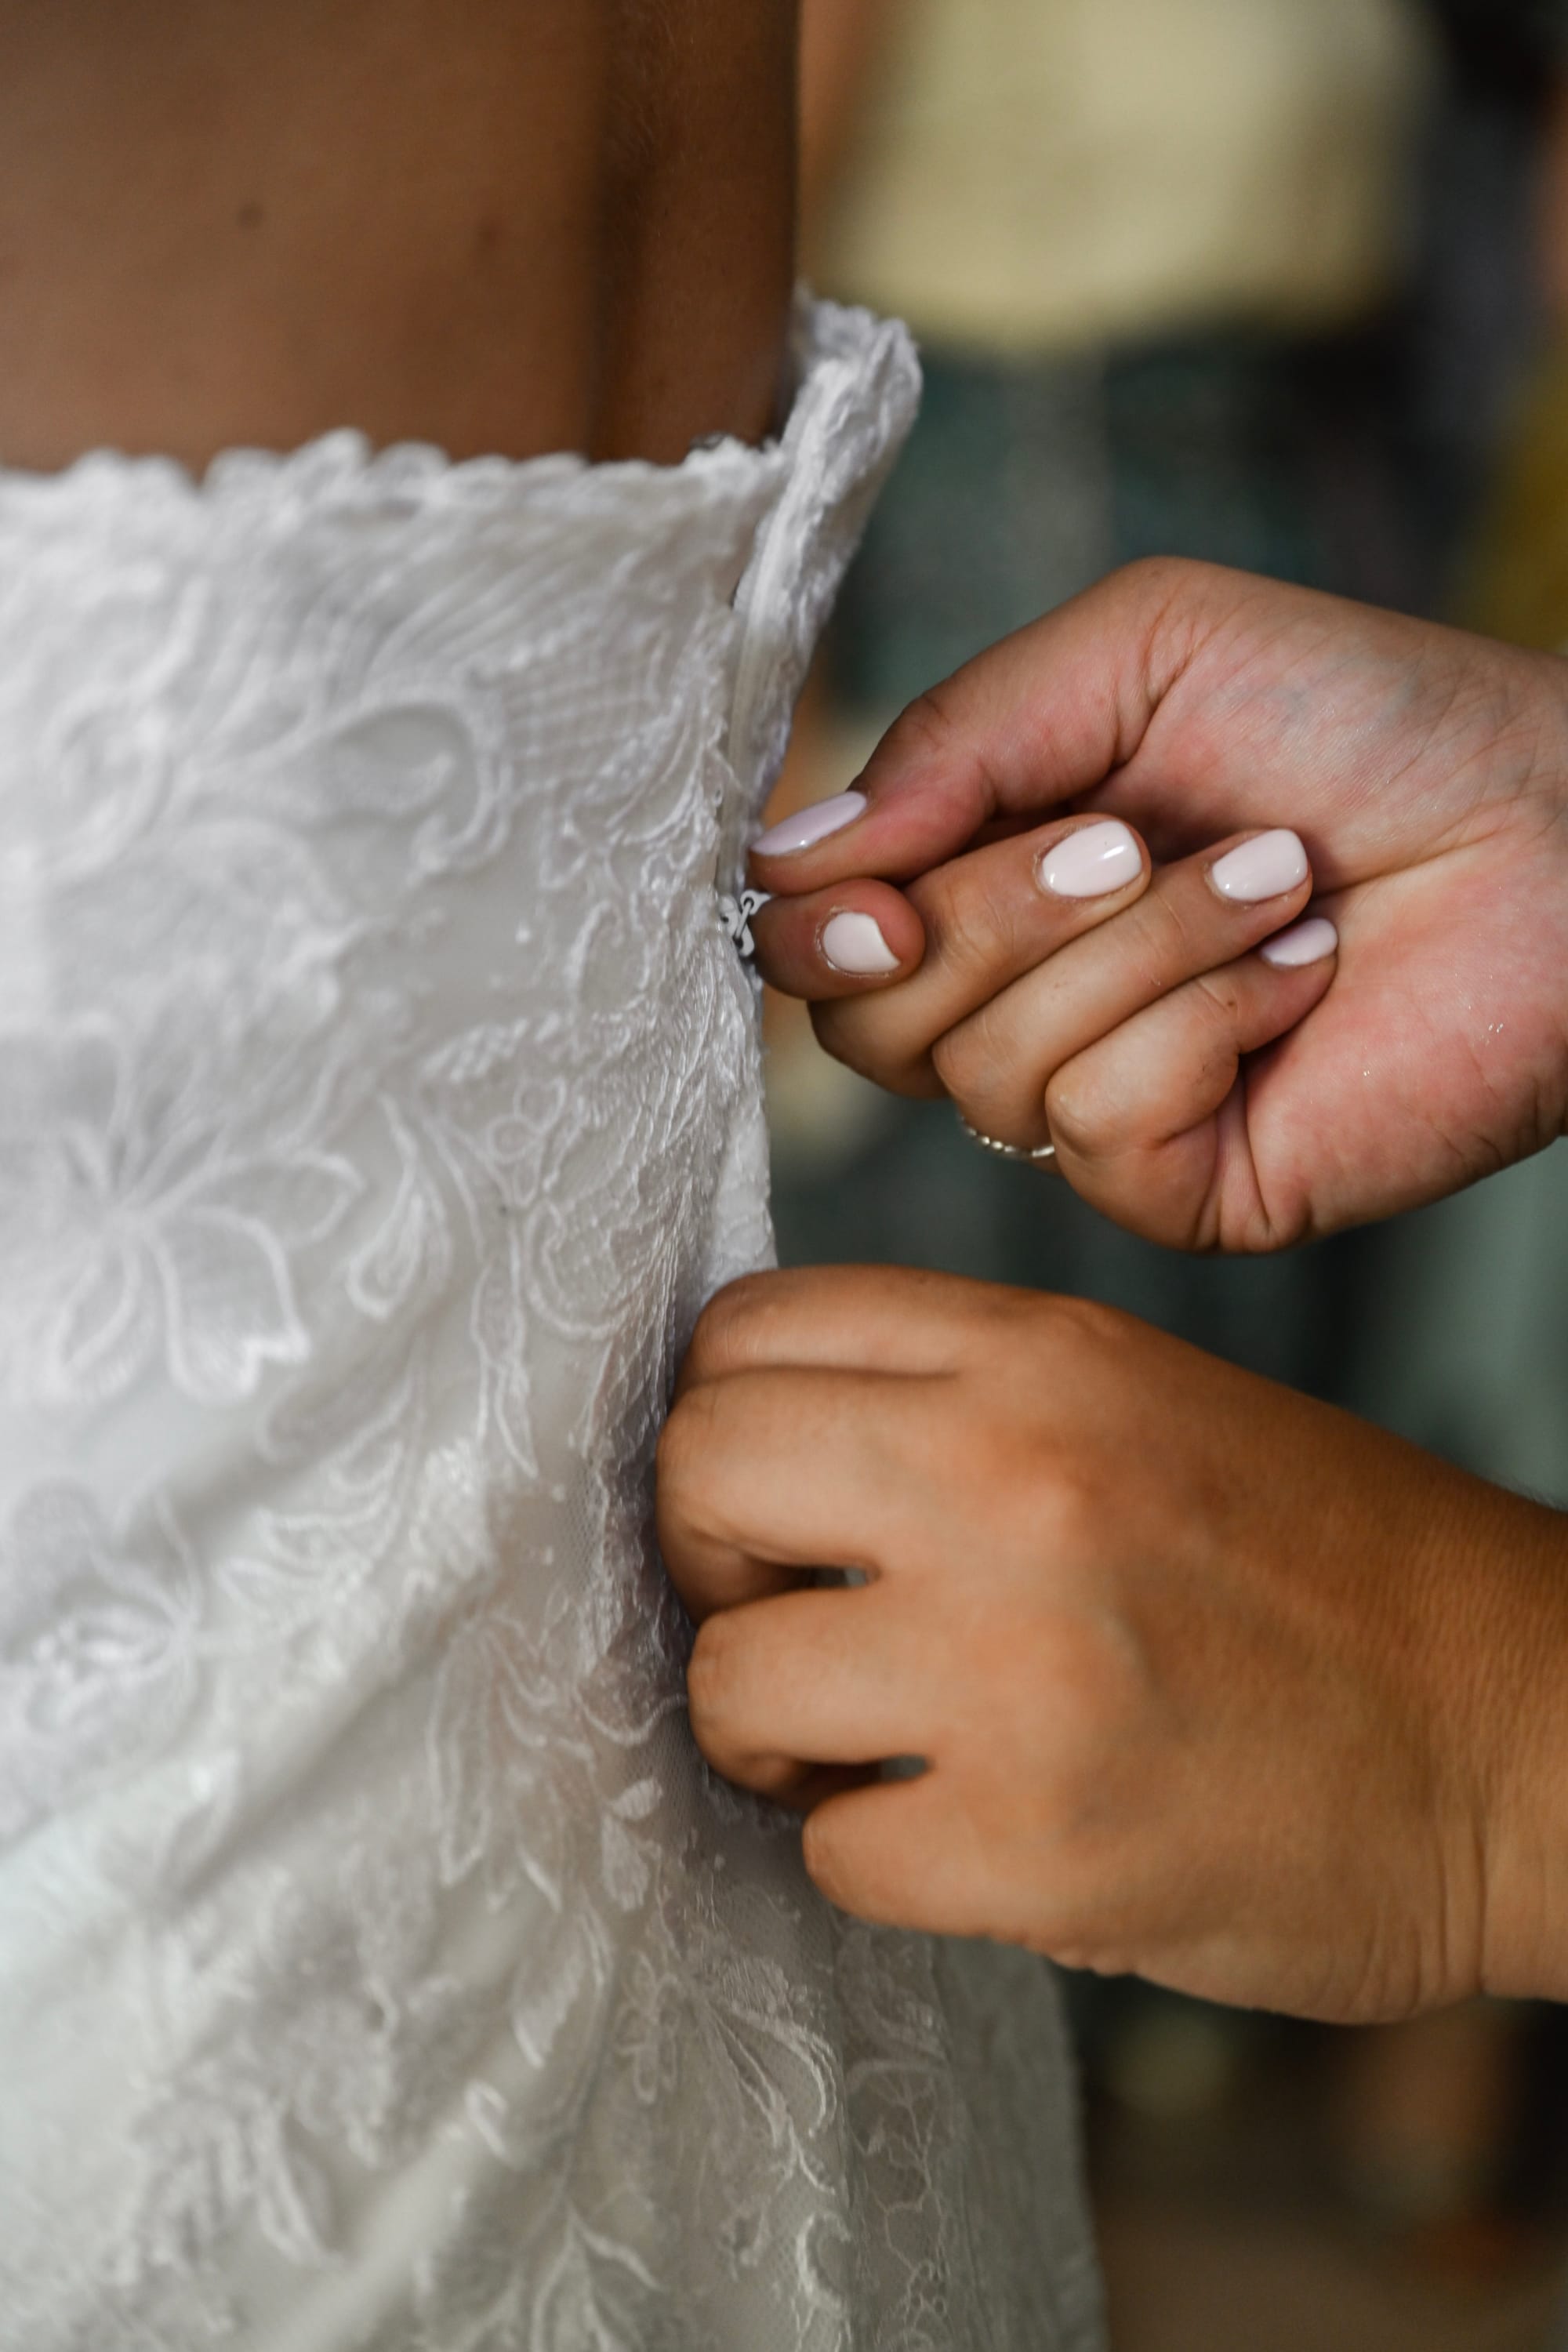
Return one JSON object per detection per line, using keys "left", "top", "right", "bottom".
{"left": 0, "top": 0, "right": 797, "bottom": 470}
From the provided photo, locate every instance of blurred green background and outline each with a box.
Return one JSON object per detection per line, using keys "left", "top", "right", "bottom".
{"left": 769, "top": 2, "right": 1568, "bottom": 2342}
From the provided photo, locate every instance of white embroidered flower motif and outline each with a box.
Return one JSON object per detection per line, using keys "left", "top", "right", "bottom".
{"left": 0, "top": 314, "right": 1087, "bottom": 2349}
{"left": 0, "top": 1027, "right": 361, "bottom": 1408}
{"left": 114, "top": 1850, "right": 488, "bottom": 2315}
{"left": 408, "top": 2185, "right": 660, "bottom": 2352}
{"left": 429, "top": 1578, "right": 598, "bottom": 1915}
{"left": 0, "top": 1483, "right": 205, "bottom": 1843}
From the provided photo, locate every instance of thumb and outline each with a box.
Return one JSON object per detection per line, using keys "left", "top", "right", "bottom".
{"left": 750, "top": 557, "right": 1206, "bottom": 898}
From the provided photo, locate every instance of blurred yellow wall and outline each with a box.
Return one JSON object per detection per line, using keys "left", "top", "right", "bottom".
{"left": 813, "top": 0, "right": 1437, "bottom": 353}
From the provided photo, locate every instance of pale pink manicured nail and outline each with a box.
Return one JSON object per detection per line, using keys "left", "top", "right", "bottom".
{"left": 1258, "top": 915, "right": 1338, "bottom": 969}
{"left": 753, "top": 789, "right": 868, "bottom": 858}
{"left": 1038, "top": 819, "right": 1142, "bottom": 899}
{"left": 1209, "top": 829, "right": 1309, "bottom": 903}
{"left": 821, "top": 910, "right": 900, "bottom": 975}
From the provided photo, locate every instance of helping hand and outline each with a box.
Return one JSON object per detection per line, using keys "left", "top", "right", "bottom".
{"left": 657, "top": 1265, "right": 1568, "bottom": 2020}
{"left": 749, "top": 561, "right": 1568, "bottom": 1249}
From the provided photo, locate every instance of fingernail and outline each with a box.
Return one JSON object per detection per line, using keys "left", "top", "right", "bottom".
{"left": 1210, "top": 829, "right": 1309, "bottom": 904}
{"left": 753, "top": 790, "right": 868, "bottom": 858}
{"left": 1038, "top": 818, "right": 1142, "bottom": 899}
{"left": 1258, "top": 914, "right": 1338, "bottom": 969}
{"left": 821, "top": 910, "right": 900, "bottom": 975}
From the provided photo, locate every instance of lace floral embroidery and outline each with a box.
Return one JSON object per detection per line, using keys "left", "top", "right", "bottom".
{"left": 0, "top": 303, "right": 1102, "bottom": 2352}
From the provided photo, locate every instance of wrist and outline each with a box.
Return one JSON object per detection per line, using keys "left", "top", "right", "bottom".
{"left": 1471, "top": 1490, "right": 1568, "bottom": 2003}
{"left": 1547, "top": 664, "right": 1568, "bottom": 1147}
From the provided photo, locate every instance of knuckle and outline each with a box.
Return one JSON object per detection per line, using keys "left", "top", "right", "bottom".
{"left": 1131, "top": 885, "right": 1203, "bottom": 985}
{"left": 928, "top": 1024, "right": 972, "bottom": 1102}
{"left": 655, "top": 1382, "right": 723, "bottom": 1513}
{"left": 1191, "top": 966, "right": 1247, "bottom": 1028}
{"left": 1051, "top": 1018, "right": 1167, "bottom": 1151}
{"left": 1041, "top": 1062, "right": 1109, "bottom": 1160}
{"left": 911, "top": 862, "right": 1011, "bottom": 984}
{"left": 931, "top": 996, "right": 1012, "bottom": 1108}
{"left": 1046, "top": 1060, "right": 1152, "bottom": 1165}
{"left": 686, "top": 1612, "right": 749, "bottom": 1735}
{"left": 884, "top": 683, "right": 967, "bottom": 774}
{"left": 1116, "top": 553, "right": 1202, "bottom": 604}
{"left": 684, "top": 1275, "right": 771, "bottom": 1382}
{"left": 902, "top": 1388, "right": 985, "bottom": 1504}
{"left": 800, "top": 1807, "right": 856, "bottom": 1909}
{"left": 1112, "top": 554, "right": 1221, "bottom": 650}
{"left": 993, "top": 1436, "right": 1092, "bottom": 1561}
{"left": 1051, "top": 1290, "right": 1134, "bottom": 1351}
{"left": 1036, "top": 1289, "right": 1139, "bottom": 1371}
{"left": 1104, "top": 557, "right": 1229, "bottom": 704}
{"left": 1033, "top": 1466, "right": 1104, "bottom": 1565}
{"left": 1182, "top": 976, "right": 1250, "bottom": 1091}
{"left": 957, "top": 1279, "right": 1111, "bottom": 1381}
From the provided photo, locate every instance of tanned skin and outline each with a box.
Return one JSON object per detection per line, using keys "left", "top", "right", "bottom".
{"left": 0, "top": 0, "right": 797, "bottom": 470}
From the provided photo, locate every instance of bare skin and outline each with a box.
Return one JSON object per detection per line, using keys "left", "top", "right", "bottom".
{"left": 0, "top": 0, "right": 797, "bottom": 470}
{"left": 748, "top": 561, "right": 1568, "bottom": 1250}
{"left": 658, "top": 1265, "right": 1568, "bottom": 2023}
{"left": 650, "top": 567, "right": 1568, "bottom": 2023}
{"left": 798, "top": 0, "right": 897, "bottom": 226}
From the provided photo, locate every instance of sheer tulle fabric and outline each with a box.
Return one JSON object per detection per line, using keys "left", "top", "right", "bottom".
{"left": 0, "top": 301, "right": 1102, "bottom": 2350}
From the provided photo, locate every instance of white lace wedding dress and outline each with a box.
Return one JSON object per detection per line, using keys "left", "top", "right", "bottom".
{"left": 0, "top": 300, "right": 1102, "bottom": 2350}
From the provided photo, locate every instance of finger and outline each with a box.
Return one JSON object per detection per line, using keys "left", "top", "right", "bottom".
{"left": 935, "top": 828, "right": 1313, "bottom": 1150}
{"left": 760, "top": 818, "right": 1151, "bottom": 1094}
{"left": 800, "top": 1772, "right": 993, "bottom": 1940}
{"left": 761, "top": 1763, "right": 884, "bottom": 1817}
{"left": 655, "top": 1365, "right": 940, "bottom": 1618}
{"left": 746, "top": 558, "right": 1232, "bottom": 897}
{"left": 749, "top": 882, "right": 925, "bottom": 997}
{"left": 678, "top": 1265, "right": 999, "bottom": 1390}
{"left": 687, "top": 1586, "right": 931, "bottom": 1796}
{"left": 1046, "top": 918, "right": 1340, "bottom": 1247}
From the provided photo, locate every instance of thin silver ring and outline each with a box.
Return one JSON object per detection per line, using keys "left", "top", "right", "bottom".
{"left": 957, "top": 1113, "right": 1057, "bottom": 1165}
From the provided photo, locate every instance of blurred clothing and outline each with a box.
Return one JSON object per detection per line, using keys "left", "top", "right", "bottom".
{"left": 1464, "top": 339, "right": 1568, "bottom": 648}
{"left": 782, "top": 0, "right": 1443, "bottom": 1425}
{"left": 809, "top": 0, "right": 1446, "bottom": 713}
{"left": 1428, "top": 0, "right": 1568, "bottom": 79}
{"left": 830, "top": 327, "right": 1423, "bottom": 713}
{"left": 812, "top": 0, "right": 1435, "bottom": 356}
{"left": 786, "top": 10, "right": 1568, "bottom": 2317}
{"left": 771, "top": 1089, "right": 1368, "bottom": 1407}
{"left": 1344, "top": 1144, "right": 1568, "bottom": 1507}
